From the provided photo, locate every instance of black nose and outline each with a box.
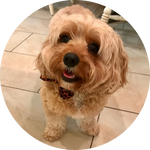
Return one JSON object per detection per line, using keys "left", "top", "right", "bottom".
{"left": 63, "top": 52, "right": 79, "bottom": 67}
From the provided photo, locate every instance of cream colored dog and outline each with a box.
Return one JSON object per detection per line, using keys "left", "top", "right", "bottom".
{"left": 36, "top": 5, "right": 128, "bottom": 141}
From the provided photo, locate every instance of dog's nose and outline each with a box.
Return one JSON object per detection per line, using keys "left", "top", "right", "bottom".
{"left": 63, "top": 52, "right": 79, "bottom": 67}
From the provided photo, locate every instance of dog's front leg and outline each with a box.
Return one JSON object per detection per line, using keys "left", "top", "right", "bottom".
{"left": 76, "top": 116, "right": 99, "bottom": 136}
{"left": 43, "top": 112, "right": 67, "bottom": 141}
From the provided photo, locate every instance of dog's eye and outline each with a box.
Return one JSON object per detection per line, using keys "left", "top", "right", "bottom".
{"left": 60, "top": 35, "right": 70, "bottom": 43}
{"left": 88, "top": 43, "right": 99, "bottom": 54}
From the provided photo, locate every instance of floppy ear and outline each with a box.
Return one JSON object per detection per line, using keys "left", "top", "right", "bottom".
{"left": 35, "top": 37, "right": 50, "bottom": 77}
{"left": 110, "top": 34, "right": 128, "bottom": 93}
{"left": 100, "top": 34, "right": 129, "bottom": 94}
{"left": 116, "top": 35, "right": 129, "bottom": 85}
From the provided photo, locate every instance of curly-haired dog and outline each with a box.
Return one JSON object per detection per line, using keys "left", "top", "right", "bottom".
{"left": 36, "top": 5, "right": 128, "bottom": 141}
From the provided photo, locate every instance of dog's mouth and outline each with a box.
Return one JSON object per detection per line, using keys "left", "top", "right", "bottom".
{"left": 62, "top": 69, "right": 79, "bottom": 83}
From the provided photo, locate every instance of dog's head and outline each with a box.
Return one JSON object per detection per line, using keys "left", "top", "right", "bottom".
{"left": 36, "top": 5, "right": 128, "bottom": 94}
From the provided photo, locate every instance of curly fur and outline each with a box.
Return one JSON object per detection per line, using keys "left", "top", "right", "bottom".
{"left": 35, "top": 5, "right": 128, "bottom": 141}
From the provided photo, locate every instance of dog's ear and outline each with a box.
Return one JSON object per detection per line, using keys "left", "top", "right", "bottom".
{"left": 116, "top": 35, "right": 129, "bottom": 85}
{"left": 101, "top": 34, "right": 129, "bottom": 94}
{"left": 35, "top": 37, "right": 49, "bottom": 76}
{"left": 111, "top": 34, "right": 128, "bottom": 93}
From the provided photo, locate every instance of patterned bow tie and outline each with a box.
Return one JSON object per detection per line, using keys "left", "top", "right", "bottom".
{"left": 40, "top": 75, "right": 74, "bottom": 100}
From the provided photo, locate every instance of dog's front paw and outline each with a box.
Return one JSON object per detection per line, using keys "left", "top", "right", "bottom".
{"left": 43, "top": 127, "right": 65, "bottom": 142}
{"left": 77, "top": 119, "right": 99, "bottom": 136}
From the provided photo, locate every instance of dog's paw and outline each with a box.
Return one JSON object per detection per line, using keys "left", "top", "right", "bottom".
{"left": 43, "top": 127, "right": 65, "bottom": 142}
{"left": 77, "top": 119, "right": 99, "bottom": 136}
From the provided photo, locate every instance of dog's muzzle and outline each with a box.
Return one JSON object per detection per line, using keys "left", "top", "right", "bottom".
{"left": 62, "top": 52, "right": 80, "bottom": 83}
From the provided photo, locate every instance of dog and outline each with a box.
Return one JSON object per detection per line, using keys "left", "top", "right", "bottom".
{"left": 35, "top": 5, "right": 128, "bottom": 141}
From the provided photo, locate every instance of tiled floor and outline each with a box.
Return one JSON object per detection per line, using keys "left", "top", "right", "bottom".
{"left": 0, "top": 0, "right": 150, "bottom": 149}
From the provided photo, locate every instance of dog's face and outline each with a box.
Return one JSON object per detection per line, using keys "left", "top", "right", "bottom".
{"left": 36, "top": 9, "right": 128, "bottom": 94}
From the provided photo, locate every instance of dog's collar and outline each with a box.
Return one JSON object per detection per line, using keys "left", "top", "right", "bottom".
{"left": 40, "top": 75, "right": 74, "bottom": 100}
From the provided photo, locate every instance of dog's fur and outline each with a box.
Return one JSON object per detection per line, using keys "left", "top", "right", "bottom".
{"left": 35, "top": 5, "right": 128, "bottom": 141}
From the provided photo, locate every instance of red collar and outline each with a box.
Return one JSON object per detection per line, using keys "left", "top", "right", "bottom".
{"left": 40, "top": 75, "right": 74, "bottom": 100}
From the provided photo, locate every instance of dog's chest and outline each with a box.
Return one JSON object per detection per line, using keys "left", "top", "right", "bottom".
{"left": 73, "top": 92, "right": 85, "bottom": 110}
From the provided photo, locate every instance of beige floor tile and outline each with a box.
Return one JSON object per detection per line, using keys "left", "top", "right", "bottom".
{"left": 79, "top": 3, "right": 99, "bottom": 13}
{"left": 109, "top": 22, "right": 124, "bottom": 29}
{"left": 53, "top": 0, "right": 72, "bottom": 14}
{"left": 92, "top": 107, "right": 138, "bottom": 148}
{"left": 0, "top": 52, "right": 41, "bottom": 92}
{"left": 106, "top": 73, "right": 150, "bottom": 113}
{"left": 5, "top": 31, "right": 31, "bottom": 51}
{"left": 52, "top": 0, "right": 100, "bottom": 15}
{"left": 16, "top": 17, "right": 49, "bottom": 35}
{"left": 123, "top": 22, "right": 134, "bottom": 30}
{"left": 30, "top": 9, "right": 52, "bottom": 19}
{"left": 107, "top": 16, "right": 134, "bottom": 31}
{"left": 74, "top": 0, "right": 97, "bottom": 4}
{"left": 44, "top": 117, "right": 93, "bottom": 149}
{"left": 116, "top": 29, "right": 145, "bottom": 49}
{"left": 126, "top": 47, "right": 149, "bottom": 75}
{"left": 1, "top": 86, "right": 46, "bottom": 142}
{"left": 2, "top": 86, "right": 93, "bottom": 149}
{"left": 13, "top": 34, "right": 47, "bottom": 56}
{"left": 94, "top": 4, "right": 104, "bottom": 18}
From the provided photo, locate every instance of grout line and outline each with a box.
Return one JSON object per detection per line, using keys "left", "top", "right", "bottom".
{"left": 113, "top": 27, "right": 136, "bottom": 33}
{"left": 105, "top": 106, "right": 139, "bottom": 114}
{"left": 97, "top": 113, "right": 100, "bottom": 122}
{"left": 37, "top": 88, "right": 41, "bottom": 93}
{"left": 12, "top": 29, "right": 48, "bottom": 35}
{"left": 11, "top": 51, "right": 37, "bottom": 57}
{"left": 1, "top": 85, "right": 39, "bottom": 94}
{"left": 93, "top": 5, "right": 100, "bottom": 15}
{"left": 26, "top": 15, "right": 51, "bottom": 20}
{"left": 4, "top": 50, "right": 37, "bottom": 57}
{"left": 90, "top": 136, "right": 95, "bottom": 149}
{"left": 110, "top": 26, "right": 141, "bottom": 35}
{"left": 17, "top": 9, "right": 52, "bottom": 25}
{"left": 90, "top": 113, "right": 100, "bottom": 148}
{"left": 130, "top": 71, "right": 150, "bottom": 76}
{"left": 10, "top": 33, "right": 33, "bottom": 52}
{"left": 14, "top": 30, "right": 32, "bottom": 34}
